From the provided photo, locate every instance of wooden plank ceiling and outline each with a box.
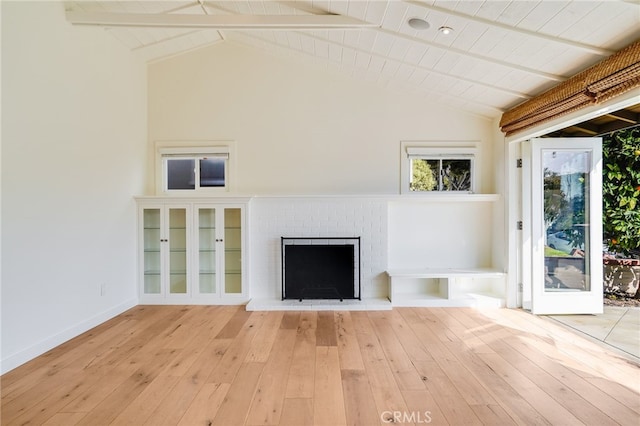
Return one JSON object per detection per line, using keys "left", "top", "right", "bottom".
{"left": 64, "top": 1, "right": 640, "bottom": 120}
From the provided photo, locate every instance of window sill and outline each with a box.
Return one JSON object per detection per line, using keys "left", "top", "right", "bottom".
{"left": 392, "top": 193, "right": 501, "bottom": 202}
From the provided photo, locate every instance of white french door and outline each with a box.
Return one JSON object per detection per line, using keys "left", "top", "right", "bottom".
{"left": 524, "top": 137, "right": 603, "bottom": 314}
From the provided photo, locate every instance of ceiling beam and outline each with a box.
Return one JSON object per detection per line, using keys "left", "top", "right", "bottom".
{"left": 605, "top": 109, "right": 638, "bottom": 124}
{"left": 293, "top": 31, "right": 531, "bottom": 100}
{"left": 276, "top": 0, "right": 565, "bottom": 83}
{"left": 404, "top": 0, "right": 615, "bottom": 57}
{"left": 376, "top": 28, "right": 566, "bottom": 82}
{"left": 571, "top": 123, "right": 599, "bottom": 135}
{"left": 65, "top": 11, "right": 379, "bottom": 30}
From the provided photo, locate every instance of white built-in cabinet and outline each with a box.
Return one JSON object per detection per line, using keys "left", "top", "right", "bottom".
{"left": 137, "top": 198, "right": 249, "bottom": 304}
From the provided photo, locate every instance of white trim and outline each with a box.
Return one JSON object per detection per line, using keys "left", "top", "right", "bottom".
{"left": 505, "top": 88, "right": 640, "bottom": 144}
{"left": 0, "top": 298, "right": 137, "bottom": 374}
{"left": 529, "top": 138, "right": 603, "bottom": 314}
{"left": 65, "top": 11, "right": 378, "bottom": 29}
{"left": 154, "top": 141, "right": 237, "bottom": 196}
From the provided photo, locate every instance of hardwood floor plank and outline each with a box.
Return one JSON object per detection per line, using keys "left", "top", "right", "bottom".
{"left": 483, "top": 332, "right": 621, "bottom": 425}
{"left": 279, "top": 398, "right": 313, "bottom": 426}
{"left": 1, "top": 318, "right": 135, "bottom": 402}
{"left": 350, "top": 312, "right": 410, "bottom": 417}
{"left": 214, "top": 307, "right": 253, "bottom": 338}
{"left": 334, "top": 311, "right": 365, "bottom": 370}
{"left": 110, "top": 375, "right": 181, "bottom": 425}
{"left": 207, "top": 312, "right": 267, "bottom": 383}
{"left": 176, "top": 382, "right": 230, "bottom": 426}
{"left": 476, "top": 352, "right": 584, "bottom": 425}
{"left": 246, "top": 329, "right": 297, "bottom": 425}
{"left": 316, "top": 311, "right": 337, "bottom": 346}
{"left": 341, "top": 369, "right": 383, "bottom": 426}
{"left": 493, "top": 324, "right": 640, "bottom": 424}
{"left": 401, "top": 309, "right": 549, "bottom": 425}
{"left": 387, "top": 310, "right": 434, "bottom": 362}
{"left": 440, "top": 340, "right": 551, "bottom": 425}
{"left": 280, "top": 312, "right": 301, "bottom": 330}
{"left": 367, "top": 311, "right": 425, "bottom": 391}
{"left": 142, "top": 338, "right": 232, "bottom": 426}
{"left": 285, "top": 312, "right": 317, "bottom": 399}
{"left": 313, "top": 346, "right": 346, "bottom": 426}
{"left": 41, "top": 411, "right": 87, "bottom": 426}
{"left": 470, "top": 404, "right": 517, "bottom": 425}
{"left": 211, "top": 362, "right": 265, "bottom": 426}
{"left": 412, "top": 360, "right": 482, "bottom": 425}
{"left": 245, "top": 311, "right": 285, "bottom": 363}
{"left": 75, "top": 348, "right": 178, "bottom": 426}
{"left": 2, "top": 306, "right": 638, "bottom": 426}
{"left": 401, "top": 390, "right": 450, "bottom": 426}
{"left": 158, "top": 306, "right": 238, "bottom": 378}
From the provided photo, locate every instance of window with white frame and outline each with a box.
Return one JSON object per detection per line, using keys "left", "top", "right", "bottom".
{"left": 401, "top": 142, "right": 478, "bottom": 194}
{"left": 158, "top": 145, "right": 231, "bottom": 194}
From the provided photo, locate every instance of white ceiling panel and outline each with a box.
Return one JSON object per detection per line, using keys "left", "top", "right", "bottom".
{"left": 64, "top": 0, "right": 640, "bottom": 119}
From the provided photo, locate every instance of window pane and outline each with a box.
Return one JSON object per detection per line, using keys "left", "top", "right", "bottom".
{"left": 543, "top": 150, "right": 590, "bottom": 292}
{"left": 167, "top": 159, "right": 195, "bottom": 190}
{"left": 200, "top": 158, "right": 225, "bottom": 188}
{"left": 410, "top": 159, "right": 438, "bottom": 191}
{"left": 441, "top": 159, "right": 472, "bottom": 191}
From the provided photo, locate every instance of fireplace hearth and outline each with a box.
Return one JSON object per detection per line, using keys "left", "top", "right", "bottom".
{"left": 281, "top": 237, "right": 361, "bottom": 301}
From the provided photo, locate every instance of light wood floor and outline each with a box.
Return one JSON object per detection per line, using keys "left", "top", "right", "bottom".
{"left": 2, "top": 306, "right": 639, "bottom": 426}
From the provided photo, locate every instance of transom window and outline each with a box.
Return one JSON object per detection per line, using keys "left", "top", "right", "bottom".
{"left": 401, "top": 142, "right": 477, "bottom": 194}
{"left": 157, "top": 145, "right": 232, "bottom": 194}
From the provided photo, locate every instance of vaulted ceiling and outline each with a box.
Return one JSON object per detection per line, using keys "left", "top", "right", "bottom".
{"left": 64, "top": 1, "right": 640, "bottom": 120}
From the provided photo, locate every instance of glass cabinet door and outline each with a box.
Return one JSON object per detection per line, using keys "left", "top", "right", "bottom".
{"left": 224, "top": 208, "right": 242, "bottom": 294}
{"left": 168, "top": 208, "right": 187, "bottom": 294}
{"left": 143, "top": 209, "right": 161, "bottom": 294}
{"left": 198, "top": 208, "right": 217, "bottom": 294}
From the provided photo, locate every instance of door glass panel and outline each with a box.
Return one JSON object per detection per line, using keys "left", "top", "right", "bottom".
{"left": 143, "top": 209, "right": 161, "bottom": 294}
{"left": 169, "top": 208, "right": 187, "bottom": 294}
{"left": 199, "top": 208, "right": 216, "bottom": 294}
{"left": 224, "top": 208, "right": 242, "bottom": 294}
{"left": 543, "top": 150, "right": 590, "bottom": 292}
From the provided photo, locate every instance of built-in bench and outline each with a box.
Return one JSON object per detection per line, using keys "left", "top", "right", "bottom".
{"left": 386, "top": 268, "right": 506, "bottom": 307}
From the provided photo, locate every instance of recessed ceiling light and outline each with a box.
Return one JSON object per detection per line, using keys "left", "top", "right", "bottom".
{"left": 407, "top": 18, "right": 430, "bottom": 30}
{"left": 438, "top": 26, "right": 454, "bottom": 35}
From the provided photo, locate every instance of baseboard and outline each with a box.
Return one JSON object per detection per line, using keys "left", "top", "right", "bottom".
{"left": 1, "top": 298, "right": 138, "bottom": 374}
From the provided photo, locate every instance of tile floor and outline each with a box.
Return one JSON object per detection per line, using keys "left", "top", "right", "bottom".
{"left": 549, "top": 306, "right": 640, "bottom": 361}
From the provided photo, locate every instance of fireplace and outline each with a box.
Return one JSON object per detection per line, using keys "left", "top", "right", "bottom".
{"left": 281, "top": 237, "right": 361, "bottom": 301}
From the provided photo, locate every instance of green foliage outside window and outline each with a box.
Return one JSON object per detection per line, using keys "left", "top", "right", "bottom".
{"left": 410, "top": 159, "right": 437, "bottom": 191}
{"left": 603, "top": 126, "right": 640, "bottom": 256}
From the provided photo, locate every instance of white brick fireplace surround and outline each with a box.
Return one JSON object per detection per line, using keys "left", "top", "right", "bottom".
{"left": 247, "top": 196, "right": 389, "bottom": 310}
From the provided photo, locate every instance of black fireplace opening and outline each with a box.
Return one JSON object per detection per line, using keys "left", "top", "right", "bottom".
{"left": 282, "top": 237, "right": 361, "bottom": 301}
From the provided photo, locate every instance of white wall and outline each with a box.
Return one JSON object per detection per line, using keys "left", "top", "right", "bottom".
{"left": 148, "top": 41, "right": 500, "bottom": 301}
{"left": 148, "top": 42, "right": 495, "bottom": 196}
{"left": 1, "top": 1, "right": 147, "bottom": 373}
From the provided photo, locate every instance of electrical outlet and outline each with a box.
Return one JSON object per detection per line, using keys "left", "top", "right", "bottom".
{"left": 100, "top": 282, "right": 106, "bottom": 296}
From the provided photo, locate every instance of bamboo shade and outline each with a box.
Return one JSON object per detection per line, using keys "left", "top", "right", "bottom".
{"left": 500, "top": 39, "right": 640, "bottom": 136}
